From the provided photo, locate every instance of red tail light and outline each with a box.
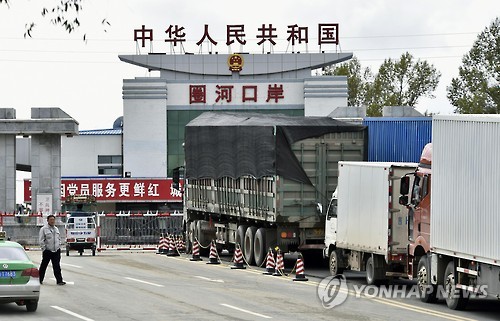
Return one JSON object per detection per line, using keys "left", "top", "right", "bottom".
{"left": 21, "top": 268, "right": 40, "bottom": 278}
{"left": 67, "top": 238, "right": 76, "bottom": 243}
{"left": 87, "top": 238, "right": 96, "bottom": 242}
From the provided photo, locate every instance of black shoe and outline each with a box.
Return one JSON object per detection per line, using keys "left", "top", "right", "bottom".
{"left": 57, "top": 281, "right": 66, "bottom": 285}
{"left": 40, "top": 281, "right": 43, "bottom": 285}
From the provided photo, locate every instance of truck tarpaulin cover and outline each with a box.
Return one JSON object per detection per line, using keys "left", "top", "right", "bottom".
{"left": 185, "top": 112, "right": 365, "bottom": 185}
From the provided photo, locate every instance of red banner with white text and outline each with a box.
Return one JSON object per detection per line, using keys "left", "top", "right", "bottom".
{"left": 24, "top": 178, "right": 182, "bottom": 203}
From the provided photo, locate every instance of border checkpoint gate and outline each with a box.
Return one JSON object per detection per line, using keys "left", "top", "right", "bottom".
{"left": 0, "top": 211, "right": 183, "bottom": 252}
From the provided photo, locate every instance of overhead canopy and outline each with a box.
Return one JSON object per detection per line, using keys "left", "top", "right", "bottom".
{"left": 185, "top": 112, "right": 366, "bottom": 184}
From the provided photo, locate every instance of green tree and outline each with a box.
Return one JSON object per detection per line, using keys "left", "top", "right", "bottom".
{"left": 0, "top": 0, "right": 110, "bottom": 40}
{"left": 365, "top": 52, "right": 441, "bottom": 116}
{"left": 324, "top": 56, "right": 373, "bottom": 107}
{"left": 447, "top": 17, "right": 500, "bottom": 114}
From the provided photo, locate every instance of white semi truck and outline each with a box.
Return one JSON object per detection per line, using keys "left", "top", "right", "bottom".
{"left": 324, "top": 161, "right": 417, "bottom": 285}
{"left": 399, "top": 115, "right": 500, "bottom": 310}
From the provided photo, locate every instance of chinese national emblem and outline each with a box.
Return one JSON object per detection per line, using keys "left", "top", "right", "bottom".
{"left": 228, "top": 54, "right": 244, "bottom": 72}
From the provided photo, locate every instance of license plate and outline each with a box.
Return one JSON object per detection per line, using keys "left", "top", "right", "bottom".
{"left": 0, "top": 271, "right": 16, "bottom": 278}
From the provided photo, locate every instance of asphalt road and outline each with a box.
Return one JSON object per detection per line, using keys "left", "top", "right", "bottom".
{"left": 1, "top": 251, "right": 498, "bottom": 321}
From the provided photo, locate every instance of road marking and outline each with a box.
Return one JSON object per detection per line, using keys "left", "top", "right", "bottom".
{"left": 61, "top": 263, "right": 83, "bottom": 268}
{"left": 371, "top": 298, "right": 477, "bottom": 321}
{"left": 194, "top": 275, "right": 224, "bottom": 283}
{"left": 51, "top": 306, "right": 95, "bottom": 321}
{"left": 220, "top": 303, "right": 272, "bottom": 319}
{"left": 124, "top": 277, "right": 164, "bottom": 287}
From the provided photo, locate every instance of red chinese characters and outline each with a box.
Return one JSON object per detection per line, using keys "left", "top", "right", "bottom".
{"left": 189, "top": 84, "right": 284, "bottom": 104}
{"left": 190, "top": 85, "right": 206, "bottom": 104}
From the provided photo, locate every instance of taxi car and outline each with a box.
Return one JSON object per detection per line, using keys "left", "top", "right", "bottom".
{"left": 0, "top": 231, "right": 40, "bottom": 312}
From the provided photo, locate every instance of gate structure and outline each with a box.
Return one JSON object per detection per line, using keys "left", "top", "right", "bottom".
{"left": 0, "top": 211, "right": 183, "bottom": 252}
{"left": 96, "top": 211, "right": 183, "bottom": 251}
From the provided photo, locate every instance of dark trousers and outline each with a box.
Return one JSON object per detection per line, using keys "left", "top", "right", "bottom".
{"left": 39, "top": 249, "right": 63, "bottom": 283}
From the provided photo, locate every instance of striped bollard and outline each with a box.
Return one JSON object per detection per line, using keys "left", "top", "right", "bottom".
{"left": 190, "top": 240, "right": 203, "bottom": 261}
{"left": 231, "top": 244, "right": 246, "bottom": 269}
{"left": 262, "top": 248, "right": 275, "bottom": 275}
{"left": 293, "top": 254, "right": 308, "bottom": 281}
{"left": 273, "top": 250, "right": 284, "bottom": 276}
{"left": 206, "top": 240, "right": 220, "bottom": 264}
{"left": 167, "top": 234, "right": 180, "bottom": 256}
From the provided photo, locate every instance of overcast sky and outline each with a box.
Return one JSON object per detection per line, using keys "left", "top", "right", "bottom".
{"left": 1, "top": 0, "right": 498, "bottom": 131}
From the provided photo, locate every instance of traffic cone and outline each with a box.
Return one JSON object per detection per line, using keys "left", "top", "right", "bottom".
{"left": 262, "top": 248, "right": 275, "bottom": 275}
{"left": 273, "top": 250, "right": 285, "bottom": 276}
{"left": 156, "top": 234, "right": 168, "bottom": 254}
{"left": 190, "top": 240, "right": 203, "bottom": 261}
{"left": 231, "top": 244, "right": 246, "bottom": 269}
{"left": 166, "top": 234, "right": 180, "bottom": 256}
{"left": 293, "top": 254, "right": 308, "bottom": 281}
{"left": 206, "top": 240, "right": 220, "bottom": 264}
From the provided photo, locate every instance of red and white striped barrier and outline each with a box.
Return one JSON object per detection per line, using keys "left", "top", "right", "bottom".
{"left": 293, "top": 254, "right": 308, "bottom": 281}
{"left": 157, "top": 235, "right": 168, "bottom": 254}
{"left": 273, "top": 250, "right": 284, "bottom": 276}
{"left": 263, "top": 248, "right": 275, "bottom": 275}
{"left": 167, "top": 234, "right": 180, "bottom": 256}
{"left": 206, "top": 240, "right": 220, "bottom": 264}
{"left": 190, "top": 240, "right": 202, "bottom": 261}
{"left": 231, "top": 244, "right": 246, "bottom": 269}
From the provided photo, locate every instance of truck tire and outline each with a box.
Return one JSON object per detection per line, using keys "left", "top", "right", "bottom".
{"left": 366, "top": 256, "right": 385, "bottom": 285}
{"left": 253, "top": 228, "right": 266, "bottom": 267}
{"left": 235, "top": 225, "right": 247, "bottom": 249}
{"left": 329, "top": 250, "right": 344, "bottom": 276}
{"left": 417, "top": 256, "right": 437, "bottom": 303}
{"left": 244, "top": 226, "right": 257, "bottom": 265}
{"left": 444, "top": 261, "right": 469, "bottom": 310}
{"left": 195, "top": 221, "right": 210, "bottom": 256}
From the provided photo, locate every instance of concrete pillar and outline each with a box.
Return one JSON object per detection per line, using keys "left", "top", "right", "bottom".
{"left": 0, "top": 108, "right": 16, "bottom": 213}
{"left": 30, "top": 134, "right": 61, "bottom": 214}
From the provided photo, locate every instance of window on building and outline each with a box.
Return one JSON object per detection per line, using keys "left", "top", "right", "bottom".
{"left": 98, "top": 155, "right": 123, "bottom": 176}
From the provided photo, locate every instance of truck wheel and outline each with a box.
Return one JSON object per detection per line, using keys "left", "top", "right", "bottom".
{"left": 329, "top": 250, "right": 344, "bottom": 276}
{"left": 417, "top": 256, "right": 437, "bottom": 303}
{"left": 66, "top": 247, "right": 70, "bottom": 256}
{"left": 253, "top": 228, "right": 266, "bottom": 267}
{"left": 366, "top": 256, "right": 385, "bottom": 285}
{"left": 444, "top": 261, "right": 469, "bottom": 310}
{"left": 92, "top": 246, "right": 96, "bottom": 256}
{"left": 235, "top": 225, "right": 247, "bottom": 249}
{"left": 243, "top": 226, "right": 257, "bottom": 265}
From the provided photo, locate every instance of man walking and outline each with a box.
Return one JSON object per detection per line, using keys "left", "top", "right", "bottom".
{"left": 39, "top": 214, "right": 66, "bottom": 285}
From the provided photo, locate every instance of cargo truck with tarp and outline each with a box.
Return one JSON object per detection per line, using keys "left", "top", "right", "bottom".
{"left": 181, "top": 112, "right": 367, "bottom": 265}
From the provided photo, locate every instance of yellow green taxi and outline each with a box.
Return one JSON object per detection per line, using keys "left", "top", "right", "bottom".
{"left": 0, "top": 231, "right": 40, "bottom": 312}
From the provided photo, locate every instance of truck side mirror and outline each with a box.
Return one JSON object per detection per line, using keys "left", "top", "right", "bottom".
{"left": 399, "top": 195, "right": 409, "bottom": 206}
{"left": 400, "top": 176, "right": 410, "bottom": 195}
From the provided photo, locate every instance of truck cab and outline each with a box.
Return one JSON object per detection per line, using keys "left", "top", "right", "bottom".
{"left": 65, "top": 212, "right": 97, "bottom": 256}
{"left": 62, "top": 195, "right": 98, "bottom": 256}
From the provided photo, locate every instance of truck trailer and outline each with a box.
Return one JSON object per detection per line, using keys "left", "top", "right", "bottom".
{"left": 182, "top": 112, "right": 366, "bottom": 265}
{"left": 324, "top": 161, "right": 417, "bottom": 285}
{"left": 400, "top": 115, "right": 500, "bottom": 310}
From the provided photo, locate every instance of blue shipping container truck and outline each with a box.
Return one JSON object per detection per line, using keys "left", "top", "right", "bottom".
{"left": 363, "top": 117, "right": 432, "bottom": 162}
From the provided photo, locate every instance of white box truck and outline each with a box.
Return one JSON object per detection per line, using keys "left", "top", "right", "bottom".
{"left": 399, "top": 115, "right": 500, "bottom": 310}
{"left": 324, "top": 161, "right": 417, "bottom": 285}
